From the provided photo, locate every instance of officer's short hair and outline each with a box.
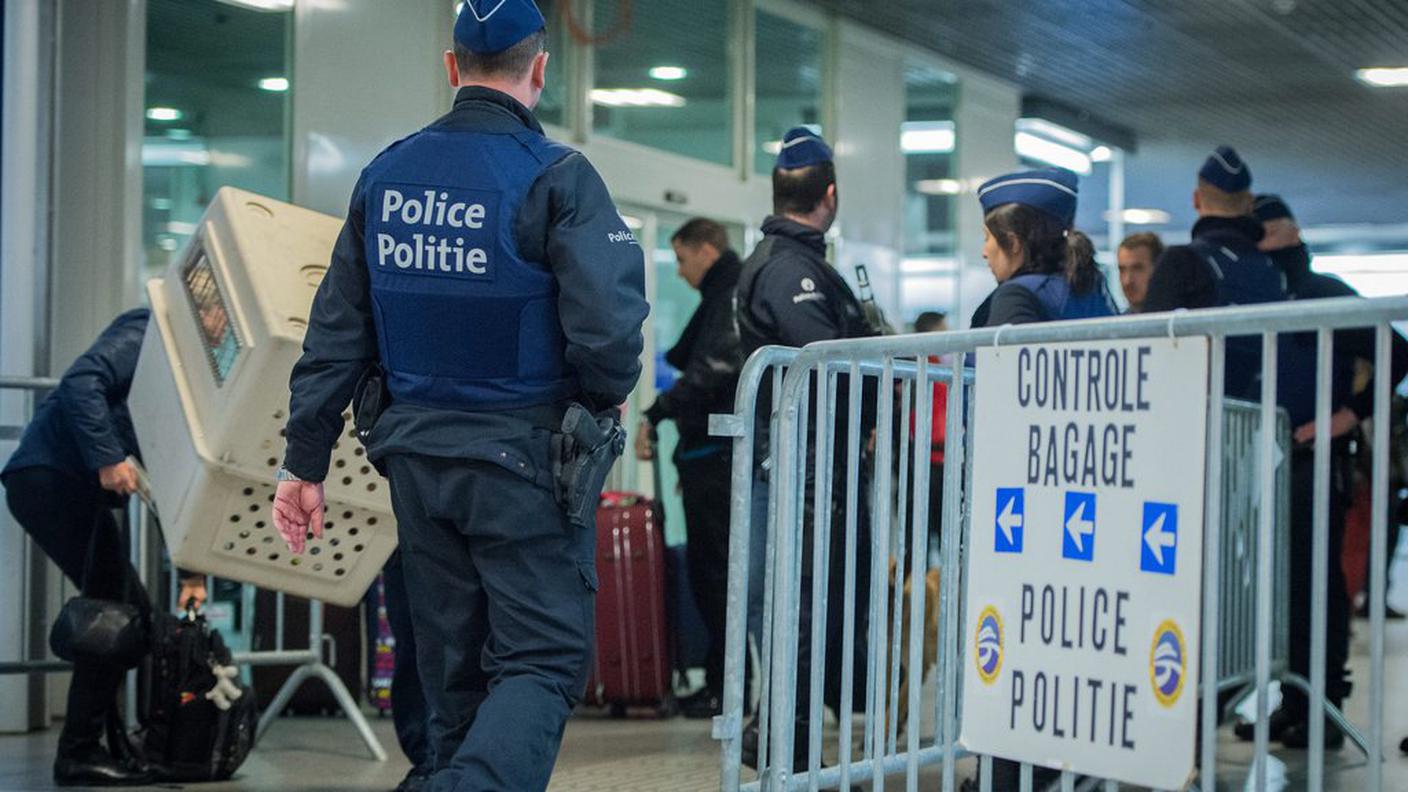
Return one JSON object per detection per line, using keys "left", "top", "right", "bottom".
{"left": 1196, "top": 179, "right": 1253, "bottom": 216}
{"left": 772, "top": 161, "right": 836, "bottom": 216}
{"left": 1118, "top": 232, "right": 1164, "bottom": 262}
{"left": 914, "top": 311, "right": 947, "bottom": 333}
{"left": 453, "top": 28, "right": 546, "bottom": 79}
{"left": 671, "top": 218, "right": 730, "bottom": 253}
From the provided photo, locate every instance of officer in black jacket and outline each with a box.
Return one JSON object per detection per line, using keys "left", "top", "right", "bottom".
{"left": 2, "top": 309, "right": 155, "bottom": 787}
{"left": 637, "top": 217, "right": 743, "bottom": 719}
{"left": 736, "top": 127, "right": 873, "bottom": 771}
{"left": 270, "top": 4, "right": 647, "bottom": 791}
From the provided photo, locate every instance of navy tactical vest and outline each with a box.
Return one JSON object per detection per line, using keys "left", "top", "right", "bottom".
{"left": 1007, "top": 273, "right": 1118, "bottom": 321}
{"left": 362, "top": 127, "right": 575, "bottom": 411}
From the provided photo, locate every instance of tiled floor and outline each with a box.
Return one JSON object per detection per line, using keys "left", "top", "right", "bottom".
{"left": 2, "top": 612, "right": 1407, "bottom": 790}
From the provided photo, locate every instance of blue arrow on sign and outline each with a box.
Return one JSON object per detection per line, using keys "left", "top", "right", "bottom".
{"left": 994, "top": 488, "right": 1024, "bottom": 553}
{"left": 1062, "top": 492, "right": 1097, "bottom": 562}
{"left": 1140, "top": 502, "right": 1179, "bottom": 575}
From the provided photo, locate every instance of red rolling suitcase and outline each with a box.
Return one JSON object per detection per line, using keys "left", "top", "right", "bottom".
{"left": 585, "top": 492, "right": 675, "bottom": 717}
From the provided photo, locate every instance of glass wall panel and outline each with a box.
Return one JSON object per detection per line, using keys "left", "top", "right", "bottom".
{"left": 537, "top": 0, "right": 568, "bottom": 128}
{"left": 754, "top": 10, "right": 823, "bottom": 174}
{"left": 903, "top": 62, "right": 959, "bottom": 257}
{"left": 591, "top": 0, "right": 731, "bottom": 166}
{"left": 143, "top": 0, "right": 291, "bottom": 277}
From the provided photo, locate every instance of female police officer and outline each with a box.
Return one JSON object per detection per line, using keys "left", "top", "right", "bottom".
{"left": 270, "top": 3, "right": 647, "bottom": 791}
{"left": 966, "top": 168, "right": 1116, "bottom": 791}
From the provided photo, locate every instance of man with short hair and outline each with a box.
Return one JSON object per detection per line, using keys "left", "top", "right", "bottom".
{"left": 1116, "top": 232, "right": 1163, "bottom": 313}
{"left": 736, "top": 127, "right": 875, "bottom": 771}
{"left": 636, "top": 217, "right": 744, "bottom": 719}
{"left": 271, "top": 3, "right": 647, "bottom": 790}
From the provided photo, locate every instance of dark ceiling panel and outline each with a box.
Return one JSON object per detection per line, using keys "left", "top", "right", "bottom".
{"left": 803, "top": 0, "right": 1408, "bottom": 226}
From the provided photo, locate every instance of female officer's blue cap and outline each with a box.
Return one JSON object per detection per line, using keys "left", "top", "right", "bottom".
{"left": 1199, "top": 145, "right": 1252, "bottom": 193}
{"left": 977, "top": 168, "right": 1079, "bottom": 227}
{"left": 454, "top": 0, "right": 545, "bottom": 55}
{"left": 776, "top": 127, "right": 833, "bottom": 170}
{"left": 1252, "top": 194, "right": 1294, "bottom": 223}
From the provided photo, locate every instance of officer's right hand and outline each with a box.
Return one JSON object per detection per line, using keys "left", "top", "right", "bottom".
{"left": 272, "top": 480, "right": 325, "bottom": 555}
{"left": 98, "top": 461, "right": 139, "bottom": 495}
{"left": 634, "top": 419, "right": 656, "bottom": 460}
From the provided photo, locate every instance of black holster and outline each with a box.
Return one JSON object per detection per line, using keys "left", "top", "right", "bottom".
{"left": 352, "top": 364, "right": 390, "bottom": 474}
{"left": 552, "top": 403, "right": 626, "bottom": 527}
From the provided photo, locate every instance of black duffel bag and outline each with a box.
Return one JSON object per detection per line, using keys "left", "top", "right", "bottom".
{"left": 49, "top": 509, "right": 149, "bottom": 669}
{"left": 137, "top": 608, "right": 258, "bottom": 782}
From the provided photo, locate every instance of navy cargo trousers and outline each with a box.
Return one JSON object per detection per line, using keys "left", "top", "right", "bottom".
{"left": 385, "top": 453, "right": 597, "bottom": 792}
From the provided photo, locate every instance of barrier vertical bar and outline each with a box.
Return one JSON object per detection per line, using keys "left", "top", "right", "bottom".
{"left": 807, "top": 371, "right": 837, "bottom": 786}
{"left": 888, "top": 379, "right": 913, "bottom": 756}
{"left": 1308, "top": 328, "right": 1333, "bottom": 785}
{"left": 938, "top": 363, "right": 966, "bottom": 792}
{"left": 838, "top": 362, "right": 862, "bottom": 791}
{"left": 758, "top": 363, "right": 788, "bottom": 777}
{"left": 906, "top": 355, "right": 932, "bottom": 792}
{"left": 868, "top": 358, "right": 896, "bottom": 791}
{"left": 1253, "top": 333, "right": 1278, "bottom": 791}
{"left": 768, "top": 364, "right": 807, "bottom": 788}
{"left": 1369, "top": 323, "right": 1391, "bottom": 791}
{"left": 1200, "top": 334, "right": 1224, "bottom": 787}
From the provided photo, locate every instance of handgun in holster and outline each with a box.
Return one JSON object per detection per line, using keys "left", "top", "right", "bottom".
{"left": 352, "top": 363, "right": 390, "bottom": 475}
{"left": 553, "top": 403, "right": 626, "bottom": 527}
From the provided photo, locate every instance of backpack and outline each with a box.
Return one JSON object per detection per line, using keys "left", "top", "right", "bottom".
{"left": 138, "top": 609, "right": 258, "bottom": 781}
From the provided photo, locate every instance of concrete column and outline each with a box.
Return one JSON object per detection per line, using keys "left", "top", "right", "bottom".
{"left": 952, "top": 70, "right": 1020, "bottom": 327}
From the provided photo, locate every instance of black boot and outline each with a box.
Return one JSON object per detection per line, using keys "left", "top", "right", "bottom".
{"left": 1280, "top": 718, "right": 1346, "bottom": 750}
{"left": 54, "top": 744, "right": 156, "bottom": 787}
{"left": 393, "top": 764, "right": 433, "bottom": 792}
{"left": 679, "top": 688, "right": 723, "bottom": 720}
{"left": 740, "top": 715, "right": 811, "bottom": 774}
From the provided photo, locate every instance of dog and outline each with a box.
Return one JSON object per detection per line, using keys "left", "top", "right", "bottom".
{"left": 886, "top": 559, "right": 941, "bottom": 737}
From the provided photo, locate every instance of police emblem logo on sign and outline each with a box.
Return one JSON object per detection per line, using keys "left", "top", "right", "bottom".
{"left": 975, "top": 605, "right": 1004, "bottom": 685}
{"left": 369, "top": 183, "right": 499, "bottom": 279}
{"left": 1149, "top": 619, "right": 1186, "bottom": 708}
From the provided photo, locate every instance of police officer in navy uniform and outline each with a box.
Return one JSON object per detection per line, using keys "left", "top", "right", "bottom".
{"left": 967, "top": 167, "right": 1117, "bottom": 329}
{"left": 270, "top": 3, "right": 647, "bottom": 790}
{"left": 735, "top": 127, "right": 875, "bottom": 771}
{"left": 1143, "top": 150, "right": 1357, "bottom": 749}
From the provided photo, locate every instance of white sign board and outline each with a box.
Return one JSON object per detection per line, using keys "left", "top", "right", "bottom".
{"left": 960, "top": 337, "right": 1209, "bottom": 790}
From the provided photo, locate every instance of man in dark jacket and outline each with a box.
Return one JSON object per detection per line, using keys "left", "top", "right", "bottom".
{"left": 271, "top": 5, "right": 647, "bottom": 790}
{"left": 2, "top": 309, "right": 155, "bottom": 787}
{"left": 637, "top": 217, "right": 744, "bottom": 719}
{"left": 736, "top": 127, "right": 874, "bottom": 772}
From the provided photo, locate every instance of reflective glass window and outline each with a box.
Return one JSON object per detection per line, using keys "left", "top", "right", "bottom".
{"left": 143, "top": 0, "right": 291, "bottom": 278}
{"left": 754, "top": 11, "right": 823, "bottom": 174}
{"left": 591, "top": 0, "right": 732, "bottom": 166}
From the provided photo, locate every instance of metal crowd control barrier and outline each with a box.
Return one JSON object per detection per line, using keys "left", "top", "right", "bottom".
{"left": 0, "top": 376, "right": 384, "bottom": 761}
{"left": 713, "top": 295, "right": 1408, "bottom": 792}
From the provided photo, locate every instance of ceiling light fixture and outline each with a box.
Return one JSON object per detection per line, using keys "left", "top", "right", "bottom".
{"left": 648, "top": 66, "right": 688, "bottom": 81}
{"left": 146, "top": 107, "right": 183, "bottom": 122}
{"left": 1355, "top": 67, "right": 1408, "bottom": 88}
{"left": 1014, "top": 132, "right": 1092, "bottom": 175}
{"left": 900, "top": 121, "right": 956, "bottom": 154}
{"left": 1089, "top": 145, "right": 1114, "bottom": 162}
{"left": 914, "top": 179, "right": 962, "bottom": 195}
{"left": 590, "top": 88, "right": 686, "bottom": 108}
{"left": 1104, "top": 208, "right": 1172, "bottom": 225}
{"left": 215, "top": 0, "right": 295, "bottom": 11}
{"left": 258, "top": 77, "right": 289, "bottom": 92}
{"left": 1016, "top": 117, "right": 1092, "bottom": 150}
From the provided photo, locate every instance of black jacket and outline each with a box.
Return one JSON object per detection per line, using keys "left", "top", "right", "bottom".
{"left": 645, "top": 251, "right": 744, "bottom": 453}
{"left": 3, "top": 309, "right": 148, "bottom": 480}
{"left": 283, "top": 87, "right": 647, "bottom": 483}
{"left": 1269, "top": 244, "right": 1408, "bottom": 421}
{"left": 737, "top": 216, "right": 871, "bottom": 355}
{"left": 1143, "top": 215, "right": 1271, "bottom": 313}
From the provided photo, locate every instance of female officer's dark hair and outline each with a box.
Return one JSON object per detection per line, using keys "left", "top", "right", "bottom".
{"left": 773, "top": 161, "right": 836, "bottom": 216}
{"left": 454, "top": 28, "right": 547, "bottom": 78}
{"left": 983, "top": 202, "right": 1099, "bottom": 294}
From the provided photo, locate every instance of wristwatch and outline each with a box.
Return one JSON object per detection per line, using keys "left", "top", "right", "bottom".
{"left": 275, "top": 466, "right": 302, "bottom": 483}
